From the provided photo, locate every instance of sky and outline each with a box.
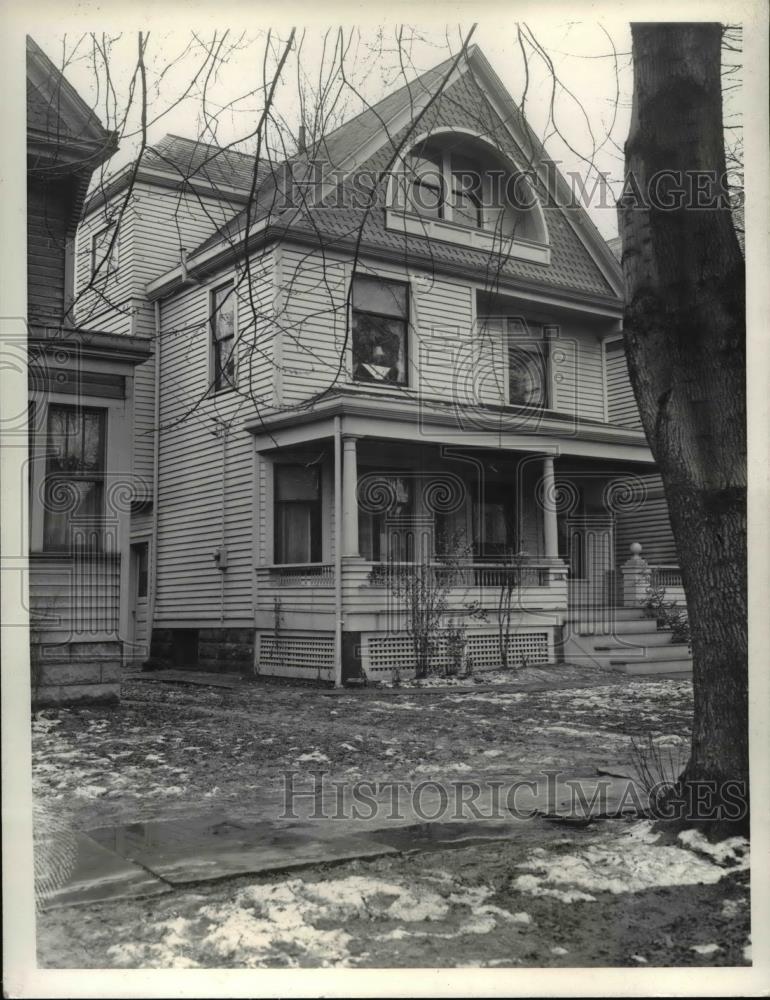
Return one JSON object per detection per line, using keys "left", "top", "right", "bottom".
{"left": 29, "top": 18, "right": 740, "bottom": 240}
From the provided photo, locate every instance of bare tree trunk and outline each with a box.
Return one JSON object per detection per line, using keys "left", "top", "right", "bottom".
{"left": 621, "top": 23, "right": 747, "bottom": 830}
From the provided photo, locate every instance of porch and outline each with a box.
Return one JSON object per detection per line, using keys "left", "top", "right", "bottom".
{"left": 253, "top": 435, "right": 665, "bottom": 684}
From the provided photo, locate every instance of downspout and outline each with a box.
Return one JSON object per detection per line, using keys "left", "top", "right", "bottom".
{"left": 148, "top": 299, "right": 161, "bottom": 657}
{"left": 333, "top": 415, "right": 343, "bottom": 687}
{"left": 220, "top": 424, "right": 228, "bottom": 623}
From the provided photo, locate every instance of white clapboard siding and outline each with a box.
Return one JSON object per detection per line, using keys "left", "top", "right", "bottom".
{"left": 614, "top": 474, "right": 679, "bottom": 567}
{"left": 153, "top": 248, "right": 275, "bottom": 623}
{"left": 606, "top": 339, "right": 643, "bottom": 429}
{"left": 29, "top": 556, "right": 120, "bottom": 639}
{"left": 278, "top": 248, "right": 350, "bottom": 404}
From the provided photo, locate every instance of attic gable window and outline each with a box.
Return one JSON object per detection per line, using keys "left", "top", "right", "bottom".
{"left": 210, "top": 283, "right": 236, "bottom": 392}
{"left": 351, "top": 275, "right": 408, "bottom": 386}
{"left": 389, "top": 133, "right": 550, "bottom": 263}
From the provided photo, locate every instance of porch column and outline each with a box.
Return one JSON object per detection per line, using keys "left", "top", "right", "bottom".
{"left": 542, "top": 455, "right": 559, "bottom": 560}
{"left": 342, "top": 435, "right": 359, "bottom": 557}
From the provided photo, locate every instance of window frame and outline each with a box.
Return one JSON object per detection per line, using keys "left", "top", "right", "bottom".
{"left": 350, "top": 274, "right": 410, "bottom": 388}
{"left": 43, "top": 403, "right": 107, "bottom": 552}
{"left": 209, "top": 281, "right": 237, "bottom": 393}
{"left": 91, "top": 223, "right": 119, "bottom": 279}
{"left": 506, "top": 322, "right": 551, "bottom": 410}
{"left": 273, "top": 463, "right": 323, "bottom": 565}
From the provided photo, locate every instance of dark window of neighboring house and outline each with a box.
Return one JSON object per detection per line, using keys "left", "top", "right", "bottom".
{"left": 358, "top": 473, "right": 413, "bottom": 562}
{"left": 91, "top": 224, "right": 118, "bottom": 278}
{"left": 352, "top": 276, "right": 408, "bottom": 386}
{"left": 210, "top": 283, "right": 236, "bottom": 392}
{"left": 135, "top": 542, "right": 149, "bottom": 598}
{"left": 508, "top": 322, "right": 548, "bottom": 408}
{"left": 274, "top": 465, "right": 322, "bottom": 564}
{"left": 44, "top": 404, "right": 106, "bottom": 551}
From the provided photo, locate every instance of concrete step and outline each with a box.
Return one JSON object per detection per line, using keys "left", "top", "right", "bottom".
{"left": 593, "top": 631, "right": 679, "bottom": 649}
{"left": 613, "top": 658, "right": 693, "bottom": 675}
{"left": 566, "top": 607, "right": 647, "bottom": 623}
{"left": 609, "top": 643, "right": 692, "bottom": 666}
{"left": 575, "top": 618, "right": 659, "bottom": 637}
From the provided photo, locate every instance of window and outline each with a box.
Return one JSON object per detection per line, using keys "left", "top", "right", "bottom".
{"left": 508, "top": 322, "right": 549, "bottom": 408}
{"left": 133, "top": 542, "right": 149, "bottom": 598}
{"left": 352, "top": 276, "right": 409, "bottom": 386}
{"left": 91, "top": 224, "right": 119, "bottom": 278}
{"left": 44, "top": 404, "right": 106, "bottom": 550}
{"left": 358, "top": 473, "right": 413, "bottom": 561}
{"left": 210, "top": 283, "right": 236, "bottom": 391}
{"left": 473, "top": 483, "right": 516, "bottom": 558}
{"left": 406, "top": 147, "right": 484, "bottom": 230}
{"left": 274, "top": 465, "right": 322, "bottom": 564}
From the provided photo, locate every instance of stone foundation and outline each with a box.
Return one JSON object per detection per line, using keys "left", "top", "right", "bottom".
{"left": 31, "top": 640, "right": 122, "bottom": 708}
{"left": 149, "top": 627, "right": 255, "bottom": 675}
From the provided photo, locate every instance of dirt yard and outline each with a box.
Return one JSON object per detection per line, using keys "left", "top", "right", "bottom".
{"left": 31, "top": 666, "right": 752, "bottom": 969}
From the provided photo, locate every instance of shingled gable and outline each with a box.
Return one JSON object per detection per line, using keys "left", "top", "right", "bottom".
{"left": 27, "top": 36, "right": 118, "bottom": 232}
{"left": 149, "top": 45, "right": 623, "bottom": 305}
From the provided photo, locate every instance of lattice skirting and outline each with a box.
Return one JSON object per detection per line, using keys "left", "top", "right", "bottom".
{"left": 256, "top": 631, "right": 335, "bottom": 681}
{"left": 363, "top": 627, "right": 554, "bottom": 681}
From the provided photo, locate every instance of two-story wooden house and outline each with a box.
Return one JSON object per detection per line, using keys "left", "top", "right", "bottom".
{"left": 76, "top": 45, "right": 690, "bottom": 684}
{"left": 26, "top": 37, "right": 152, "bottom": 705}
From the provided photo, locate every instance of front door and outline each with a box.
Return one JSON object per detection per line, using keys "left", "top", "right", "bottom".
{"left": 565, "top": 514, "right": 615, "bottom": 623}
{"left": 128, "top": 541, "right": 149, "bottom": 663}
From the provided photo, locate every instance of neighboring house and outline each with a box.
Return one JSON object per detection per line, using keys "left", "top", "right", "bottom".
{"left": 76, "top": 45, "right": 690, "bottom": 684}
{"left": 26, "top": 37, "right": 152, "bottom": 705}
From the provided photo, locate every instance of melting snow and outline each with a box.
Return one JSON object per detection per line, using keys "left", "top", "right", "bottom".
{"left": 513, "top": 822, "right": 750, "bottom": 902}
{"left": 691, "top": 943, "right": 721, "bottom": 955}
{"left": 295, "top": 751, "right": 330, "bottom": 764}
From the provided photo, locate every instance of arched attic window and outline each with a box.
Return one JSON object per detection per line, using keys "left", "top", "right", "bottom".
{"left": 388, "top": 132, "right": 549, "bottom": 262}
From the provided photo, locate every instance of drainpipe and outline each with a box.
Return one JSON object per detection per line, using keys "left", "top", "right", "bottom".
{"left": 333, "top": 415, "right": 343, "bottom": 687}
{"left": 220, "top": 424, "right": 228, "bottom": 623}
{"left": 148, "top": 299, "right": 161, "bottom": 657}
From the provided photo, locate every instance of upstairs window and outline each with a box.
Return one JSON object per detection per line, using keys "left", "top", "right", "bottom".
{"left": 91, "top": 224, "right": 119, "bottom": 279}
{"left": 274, "top": 465, "right": 322, "bottom": 564}
{"left": 210, "top": 283, "right": 236, "bottom": 392}
{"left": 392, "top": 134, "right": 549, "bottom": 254}
{"left": 44, "top": 404, "right": 106, "bottom": 551}
{"left": 507, "top": 321, "right": 549, "bottom": 408}
{"left": 352, "top": 275, "right": 408, "bottom": 386}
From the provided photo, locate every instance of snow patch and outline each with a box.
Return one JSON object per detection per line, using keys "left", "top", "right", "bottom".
{"left": 677, "top": 829, "right": 749, "bottom": 868}
{"left": 691, "top": 943, "right": 721, "bottom": 955}
{"left": 295, "top": 751, "right": 330, "bottom": 764}
{"left": 513, "top": 822, "right": 749, "bottom": 902}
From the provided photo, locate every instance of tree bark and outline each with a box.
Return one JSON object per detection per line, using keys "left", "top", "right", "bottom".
{"left": 621, "top": 23, "right": 747, "bottom": 828}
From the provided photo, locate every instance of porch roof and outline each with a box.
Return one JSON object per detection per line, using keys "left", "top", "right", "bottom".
{"left": 245, "top": 391, "right": 655, "bottom": 465}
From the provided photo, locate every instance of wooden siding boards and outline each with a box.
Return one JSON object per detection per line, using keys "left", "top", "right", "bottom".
{"left": 153, "top": 248, "right": 275, "bottom": 624}
{"left": 606, "top": 339, "right": 643, "bottom": 429}
{"left": 28, "top": 181, "right": 69, "bottom": 323}
{"left": 614, "top": 473, "right": 679, "bottom": 568}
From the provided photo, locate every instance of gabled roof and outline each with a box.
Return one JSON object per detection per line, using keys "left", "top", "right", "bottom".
{"left": 150, "top": 45, "right": 625, "bottom": 306}
{"left": 27, "top": 36, "right": 118, "bottom": 234}
{"left": 27, "top": 36, "right": 117, "bottom": 170}
{"left": 83, "top": 133, "right": 272, "bottom": 216}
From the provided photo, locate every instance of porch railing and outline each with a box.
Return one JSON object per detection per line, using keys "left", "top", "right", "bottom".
{"left": 366, "top": 560, "right": 552, "bottom": 588}
{"left": 648, "top": 565, "right": 683, "bottom": 588}
{"left": 264, "top": 563, "right": 335, "bottom": 586}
